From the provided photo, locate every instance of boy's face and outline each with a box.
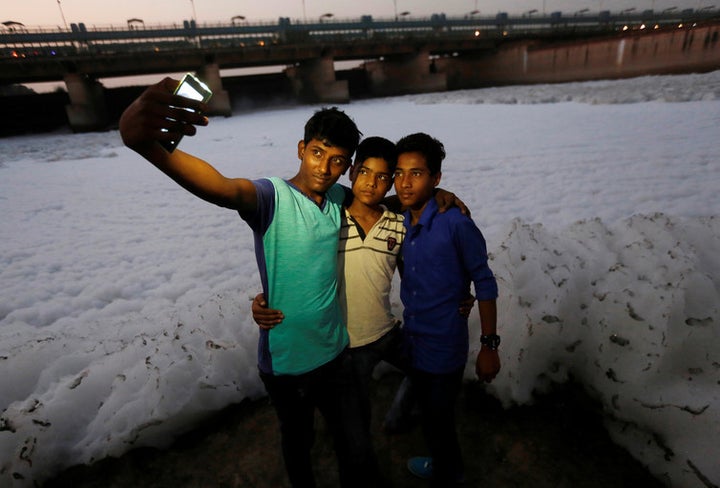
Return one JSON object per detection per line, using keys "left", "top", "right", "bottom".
{"left": 394, "top": 151, "right": 441, "bottom": 211}
{"left": 350, "top": 157, "right": 393, "bottom": 206}
{"left": 296, "top": 138, "right": 352, "bottom": 195}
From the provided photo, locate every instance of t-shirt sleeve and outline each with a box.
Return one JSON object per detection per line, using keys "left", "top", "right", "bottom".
{"left": 241, "top": 178, "right": 275, "bottom": 235}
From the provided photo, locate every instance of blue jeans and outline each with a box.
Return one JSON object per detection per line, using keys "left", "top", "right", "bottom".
{"left": 409, "top": 366, "right": 465, "bottom": 486}
{"left": 260, "top": 349, "right": 381, "bottom": 488}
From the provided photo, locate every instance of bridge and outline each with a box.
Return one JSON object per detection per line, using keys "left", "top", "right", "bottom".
{"left": 2, "top": 9, "right": 719, "bottom": 132}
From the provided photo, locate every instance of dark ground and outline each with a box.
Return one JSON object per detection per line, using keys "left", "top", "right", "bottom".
{"left": 44, "top": 372, "right": 664, "bottom": 488}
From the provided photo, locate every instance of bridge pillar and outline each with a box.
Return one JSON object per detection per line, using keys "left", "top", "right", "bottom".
{"left": 364, "top": 50, "right": 446, "bottom": 96}
{"left": 63, "top": 73, "right": 108, "bottom": 132}
{"left": 196, "top": 64, "right": 232, "bottom": 116}
{"left": 285, "top": 55, "right": 349, "bottom": 104}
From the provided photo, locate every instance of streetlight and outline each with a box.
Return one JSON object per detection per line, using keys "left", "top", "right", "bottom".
{"left": 524, "top": 8, "right": 539, "bottom": 17}
{"left": 574, "top": 8, "right": 590, "bottom": 16}
{"left": 57, "top": 0, "right": 68, "bottom": 30}
{"left": 319, "top": 12, "right": 333, "bottom": 22}
{"left": 127, "top": 18, "right": 145, "bottom": 30}
{"left": 231, "top": 15, "right": 246, "bottom": 25}
{"left": 189, "top": 0, "right": 197, "bottom": 22}
{"left": 621, "top": 7, "right": 637, "bottom": 13}
{"left": 392, "top": 1, "right": 411, "bottom": 20}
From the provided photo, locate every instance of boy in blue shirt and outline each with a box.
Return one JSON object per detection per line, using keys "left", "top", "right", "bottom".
{"left": 394, "top": 132, "right": 500, "bottom": 486}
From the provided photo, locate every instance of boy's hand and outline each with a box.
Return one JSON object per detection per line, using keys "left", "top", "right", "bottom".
{"left": 251, "top": 293, "right": 285, "bottom": 330}
{"left": 434, "top": 188, "right": 471, "bottom": 217}
{"left": 458, "top": 293, "right": 476, "bottom": 318}
{"left": 119, "top": 77, "right": 209, "bottom": 154}
{"left": 476, "top": 348, "right": 500, "bottom": 383}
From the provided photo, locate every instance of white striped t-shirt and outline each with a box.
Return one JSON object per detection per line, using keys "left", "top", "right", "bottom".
{"left": 338, "top": 207, "right": 405, "bottom": 347}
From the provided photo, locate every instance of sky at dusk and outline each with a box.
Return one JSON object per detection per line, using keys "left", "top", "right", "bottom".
{"left": 2, "top": 0, "right": 712, "bottom": 28}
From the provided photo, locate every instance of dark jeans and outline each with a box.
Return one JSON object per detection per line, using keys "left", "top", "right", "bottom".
{"left": 349, "top": 323, "right": 407, "bottom": 427}
{"left": 410, "top": 366, "right": 465, "bottom": 486}
{"left": 260, "top": 349, "right": 381, "bottom": 488}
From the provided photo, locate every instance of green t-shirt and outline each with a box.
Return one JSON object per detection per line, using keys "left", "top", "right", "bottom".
{"left": 251, "top": 177, "right": 348, "bottom": 375}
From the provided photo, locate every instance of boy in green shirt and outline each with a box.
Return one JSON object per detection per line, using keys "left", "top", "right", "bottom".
{"left": 119, "top": 78, "right": 380, "bottom": 487}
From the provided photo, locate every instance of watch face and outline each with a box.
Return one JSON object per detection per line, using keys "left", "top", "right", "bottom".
{"left": 481, "top": 334, "right": 501, "bottom": 349}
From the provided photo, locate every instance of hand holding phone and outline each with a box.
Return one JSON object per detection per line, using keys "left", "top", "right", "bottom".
{"left": 161, "top": 73, "right": 213, "bottom": 153}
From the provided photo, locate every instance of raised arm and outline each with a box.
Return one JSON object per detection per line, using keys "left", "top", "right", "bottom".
{"left": 119, "top": 77, "right": 257, "bottom": 214}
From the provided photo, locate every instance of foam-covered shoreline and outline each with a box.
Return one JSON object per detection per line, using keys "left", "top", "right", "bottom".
{"left": 2, "top": 214, "right": 717, "bottom": 486}
{"left": 486, "top": 214, "right": 719, "bottom": 486}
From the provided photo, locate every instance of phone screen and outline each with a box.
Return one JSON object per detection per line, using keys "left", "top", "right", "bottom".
{"left": 160, "top": 74, "right": 213, "bottom": 152}
{"left": 175, "top": 77, "right": 211, "bottom": 102}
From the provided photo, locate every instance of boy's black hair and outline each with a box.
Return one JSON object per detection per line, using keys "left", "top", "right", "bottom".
{"left": 304, "top": 107, "right": 362, "bottom": 156}
{"left": 396, "top": 132, "right": 446, "bottom": 175}
{"left": 354, "top": 136, "right": 398, "bottom": 172}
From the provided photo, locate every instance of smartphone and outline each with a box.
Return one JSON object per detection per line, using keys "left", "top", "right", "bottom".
{"left": 160, "top": 73, "right": 213, "bottom": 152}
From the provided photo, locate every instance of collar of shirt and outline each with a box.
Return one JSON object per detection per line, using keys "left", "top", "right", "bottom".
{"left": 403, "top": 197, "right": 439, "bottom": 234}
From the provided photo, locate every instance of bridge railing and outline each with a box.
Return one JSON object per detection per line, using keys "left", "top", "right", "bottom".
{"left": 2, "top": 10, "right": 718, "bottom": 59}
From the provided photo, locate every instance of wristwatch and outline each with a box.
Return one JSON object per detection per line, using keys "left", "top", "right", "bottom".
{"left": 480, "top": 334, "right": 501, "bottom": 351}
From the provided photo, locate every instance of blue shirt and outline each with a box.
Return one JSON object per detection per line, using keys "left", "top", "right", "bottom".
{"left": 400, "top": 198, "right": 498, "bottom": 374}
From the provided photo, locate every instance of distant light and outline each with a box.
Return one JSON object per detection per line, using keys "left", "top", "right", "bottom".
{"left": 622, "top": 25, "right": 629, "bottom": 31}
{"left": 678, "top": 23, "right": 684, "bottom": 28}
{"left": 640, "top": 23, "right": 646, "bottom": 29}
{"left": 474, "top": 30, "right": 480, "bottom": 37}
{"left": 654, "top": 24, "right": 660, "bottom": 29}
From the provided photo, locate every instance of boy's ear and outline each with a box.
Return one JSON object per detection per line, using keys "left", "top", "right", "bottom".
{"left": 433, "top": 171, "right": 442, "bottom": 187}
{"left": 297, "top": 140, "right": 305, "bottom": 160}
